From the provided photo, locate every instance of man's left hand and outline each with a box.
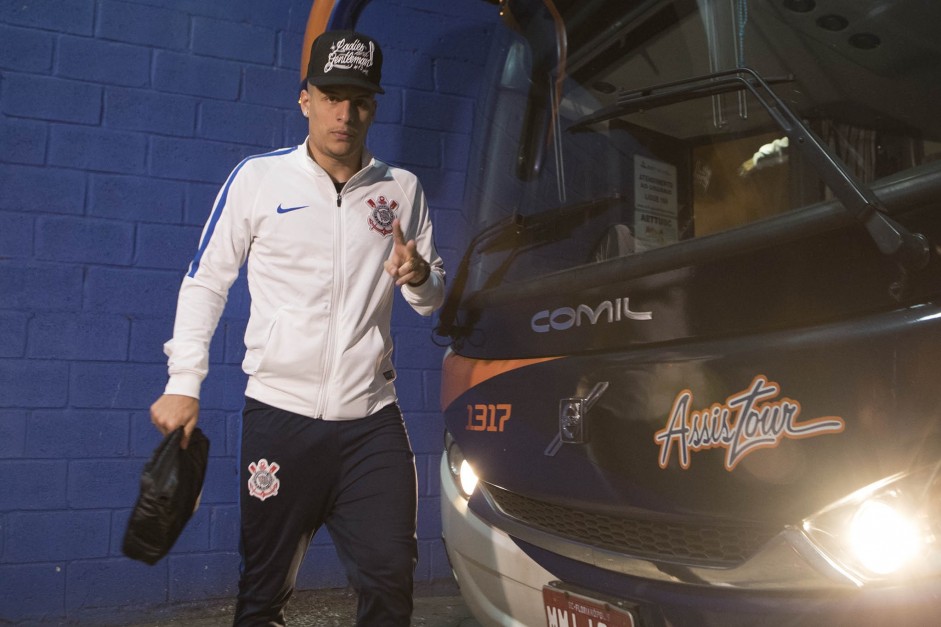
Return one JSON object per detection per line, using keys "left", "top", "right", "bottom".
{"left": 384, "top": 219, "right": 430, "bottom": 286}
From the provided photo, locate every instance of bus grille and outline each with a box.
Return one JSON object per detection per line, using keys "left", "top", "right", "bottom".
{"left": 484, "top": 484, "right": 778, "bottom": 566}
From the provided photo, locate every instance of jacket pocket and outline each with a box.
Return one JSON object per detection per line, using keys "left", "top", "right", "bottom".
{"left": 249, "top": 306, "right": 330, "bottom": 391}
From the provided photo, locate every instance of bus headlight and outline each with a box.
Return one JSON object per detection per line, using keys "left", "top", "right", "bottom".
{"left": 801, "top": 465, "right": 940, "bottom": 583}
{"left": 848, "top": 499, "right": 921, "bottom": 575}
{"left": 445, "top": 430, "right": 479, "bottom": 498}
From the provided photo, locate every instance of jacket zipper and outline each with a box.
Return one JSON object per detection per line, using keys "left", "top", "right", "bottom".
{"left": 313, "top": 189, "right": 345, "bottom": 418}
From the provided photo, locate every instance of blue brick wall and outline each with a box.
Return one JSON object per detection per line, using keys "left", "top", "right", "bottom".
{"left": 0, "top": 0, "right": 496, "bottom": 622}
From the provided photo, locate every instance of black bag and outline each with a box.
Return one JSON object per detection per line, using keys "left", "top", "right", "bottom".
{"left": 123, "top": 427, "right": 210, "bottom": 565}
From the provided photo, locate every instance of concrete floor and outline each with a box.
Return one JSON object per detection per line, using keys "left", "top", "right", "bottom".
{"left": 120, "top": 584, "right": 482, "bottom": 627}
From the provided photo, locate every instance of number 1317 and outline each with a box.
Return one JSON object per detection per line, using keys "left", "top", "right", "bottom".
{"left": 466, "top": 404, "right": 512, "bottom": 432}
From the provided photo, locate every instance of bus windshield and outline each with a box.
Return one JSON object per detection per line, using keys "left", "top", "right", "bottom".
{"left": 455, "top": 0, "right": 941, "bottom": 303}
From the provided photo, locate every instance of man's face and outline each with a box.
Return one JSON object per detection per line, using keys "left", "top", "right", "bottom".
{"left": 300, "top": 84, "right": 377, "bottom": 167}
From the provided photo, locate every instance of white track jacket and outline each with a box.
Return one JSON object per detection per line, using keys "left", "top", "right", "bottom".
{"left": 162, "top": 141, "right": 445, "bottom": 420}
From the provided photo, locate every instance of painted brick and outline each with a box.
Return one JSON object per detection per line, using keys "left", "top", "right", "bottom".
{"left": 5, "top": 511, "right": 112, "bottom": 562}
{"left": 372, "top": 89, "right": 403, "bottom": 125}
{"left": 96, "top": 0, "right": 190, "bottom": 50}
{"left": 27, "top": 313, "right": 129, "bottom": 361}
{"left": 0, "top": 311, "right": 27, "bottom": 357}
{"left": 0, "top": 24, "right": 54, "bottom": 72}
{"left": 168, "top": 505, "right": 210, "bottom": 553}
{"left": 89, "top": 174, "right": 185, "bottom": 224}
{"left": 248, "top": 0, "right": 297, "bottom": 31}
{"left": 129, "top": 410, "right": 171, "bottom": 458}
{"left": 0, "top": 212, "right": 32, "bottom": 260}
{"left": 417, "top": 494, "right": 442, "bottom": 540}
{"left": 188, "top": 364, "right": 226, "bottom": 410}
{"left": 413, "top": 166, "right": 465, "bottom": 211}
{"left": 391, "top": 368, "right": 422, "bottom": 412}
{"left": 150, "top": 136, "right": 251, "bottom": 184}
{"left": 68, "top": 362, "right": 166, "bottom": 410}
{"left": 221, "top": 412, "right": 239, "bottom": 458}
{"left": 0, "top": 118, "right": 47, "bottom": 166}
{"left": 65, "top": 558, "right": 168, "bottom": 610}
{"left": 184, "top": 181, "right": 221, "bottom": 226}
{"left": 426, "top": 207, "right": 466, "bottom": 253}
{"left": 392, "top": 327, "right": 441, "bottom": 368}
{"left": 0, "top": 409, "right": 27, "bottom": 457}
{"left": 0, "top": 358, "right": 69, "bottom": 408}
{"left": 48, "top": 125, "right": 147, "bottom": 175}
{"left": 0, "top": 1, "right": 491, "bottom": 618}
{"left": 0, "top": 0, "right": 94, "bottom": 35}
{"left": 369, "top": 0, "right": 492, "bottom": 20}
{"left": 379, "top": 49, "right": 435, "bottom": 91}
{"left": 104, "top": 87, "right": 197, "bottom": 136}
{"left": 167, "top": 552, "right": 240, "bottom": 602}
{"left": 404, "top": 91, "right": 474, "bottom": 133}
{"left": 414, "top": 540, "right": 431, "bottom": 582}
{"left": 83, "top": 267, "right": 181, "bottom": 316}
{"left": 138, "top": 0, "right": 254, "bottom": 24}
{"left": 277, "top": 30, "right": 305, "bottom": 73}
{"left": 220, "top": 365, "right": 249, "bottom": 411}
{"left": 404, "top": 413, "right": 443, "bottom": 456}
{"left": 0, "top": 164, "right": 86, "bottom": 215}
{"left": 199, "top": 454, "right": 239, "bottom": 504}
{"left": 0, "top": 262, "right": 83, "bottom": 312}
{"left": 153, "top": 50, "right": 241, "bottom": 100}
{"left": 56, "top": 35, "right": 151, "bottom": 88}
{"left": 222, "top": 318, "right": 247, "bottom": 364}
{"left": 220, "top": 274, "right": 251, "bottom": 320}
{"left": 0, "top": 460, "right": 67, "bottom": 509}
{"left": 129, "top": 317, "right": 224, "bottom": 367}
{"left": 26, "top": 410, "right": 130, "bottom": 458}
{"left": 128, "top": 317, "right": 174, "bottom": 364}
{"left": 185, "top": 409, "right": 227, "bottom": 456}
{"left": 136, "top": 223, "right": 202, "bottom": 270}
{"left": 281, "top": 113, "right": 307, "bottom": 147}
{"left": 34, "top": 216, "right": 134, "bottom": 265}
{"left": 0, "top": 74, "right": 102, "bottom": 124}
{"left": 198, "top": 101, "right": 283, "bottom": 148}
{"left": 0, "top": 563, "right": 65, "bottom": 619}
{"left": 191, "top": 17, "right": 276, "bottom": 65}
{"left": 242, "top": 66, "right": 299, "bottom": 108}
{"left": 424, "top": 368, "right": 442, "bottom": 413}
{"left": 67, "top": 459, "right": 141, "bottom": 509}
{"left": 443, "top": 131, "right": 472, "bottom": 173}
{"left": 369, "top": 123, "right": 441, "bottom": 169}
{"left": 209, "top": 504, "right": 239, "bottom": 551}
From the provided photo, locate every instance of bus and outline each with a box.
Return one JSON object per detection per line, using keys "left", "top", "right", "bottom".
{"left": 438, "top": 0, "right": 941, "bottom": 625}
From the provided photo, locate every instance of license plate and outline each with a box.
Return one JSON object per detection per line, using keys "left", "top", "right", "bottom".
{"left": 543, "top": 584, "right": 639, "bottom": 627}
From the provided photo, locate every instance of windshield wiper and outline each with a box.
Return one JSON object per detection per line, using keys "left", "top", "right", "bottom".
{"left": 570, "top": 67, "right": 930, "bottom": 272}
{"left": 435, "top": 195, "right": 626, "bottom": 341}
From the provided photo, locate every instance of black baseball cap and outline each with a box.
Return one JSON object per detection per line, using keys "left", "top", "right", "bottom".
{"left": 305, "top": 30, "right": 384, "bottom": 94}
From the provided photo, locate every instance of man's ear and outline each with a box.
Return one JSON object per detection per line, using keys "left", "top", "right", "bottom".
{"left": 298, "top": 89, "right": 309, "bottom": 118}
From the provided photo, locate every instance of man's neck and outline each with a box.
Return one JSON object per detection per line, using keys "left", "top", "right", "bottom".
{"left": 306, "top": 140, "right": 361, "bottom": 185}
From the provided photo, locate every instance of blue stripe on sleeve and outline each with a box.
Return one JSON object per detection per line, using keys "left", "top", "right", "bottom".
{"left": 187, "top": 146, "right": 298, "bottom": 278}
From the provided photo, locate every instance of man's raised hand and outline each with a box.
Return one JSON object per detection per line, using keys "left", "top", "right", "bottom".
{"left": 384, "top": 219, "right": 429, "bottom": 286}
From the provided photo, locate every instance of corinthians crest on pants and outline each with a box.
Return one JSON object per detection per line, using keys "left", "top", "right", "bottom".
{"left": 247, "top": 458, "right": 280, "bottom": 501}
{"left": 366, "top": 196, "right": 398, "bottom": 236}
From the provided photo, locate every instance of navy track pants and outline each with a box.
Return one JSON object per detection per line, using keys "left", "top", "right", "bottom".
{"left": 233, "top": 397, "right": 418, "bottom": 626}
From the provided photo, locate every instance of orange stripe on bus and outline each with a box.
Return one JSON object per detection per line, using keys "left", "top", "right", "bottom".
{"left": 301, "top": 1, "right": 340, "bottom": 82}
{"left": 441, "top": 352, "right": 561, "bottom": 411}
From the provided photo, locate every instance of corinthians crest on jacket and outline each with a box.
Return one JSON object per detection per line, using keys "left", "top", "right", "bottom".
{"left": 366, "top": 195, "right": 398, "bottom": 236}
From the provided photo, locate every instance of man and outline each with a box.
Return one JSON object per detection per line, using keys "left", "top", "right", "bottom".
{"left": 150, "top": 30, "right": 445, "bottom": 626}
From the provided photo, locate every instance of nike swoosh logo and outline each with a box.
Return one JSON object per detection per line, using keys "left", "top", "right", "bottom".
{"left": 276, "top": 204, "right": 309, "bottom": 214}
